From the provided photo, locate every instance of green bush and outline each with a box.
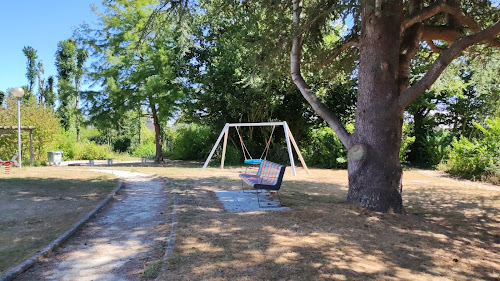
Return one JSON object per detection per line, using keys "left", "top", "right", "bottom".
{"left": 446, "top": 137, "right": 488, "bottom": 178}
{"left": 130, "top": 142, "right": 156, "bottom": 158}
{"left": 54, "top": 130, "right": 75, "bottom": 160}
{"left": 170, "top": 124, "right": 213, "bottom": 160}
{"left": 409, "top": 128, "right": 454, "bottom": 168}
{"left": 74, "top": 140, "right": 112, "bottom": 160}
{"left": 212, "top": 145, "right": 241, "bottom": 166}
{"left": 420, "top": 129, "right": 454, "bottom": 167}
{"left": 400, "top": 122, "right": 416, "bottom": 164}
{"left": 301, "top": 126, "right": 348, "bottom": 169}
{"left": 267, "top": 143, "right": 291, "bottom": 165}
{"left": 444, "top": 118, "right": 500, "bottom": 183}
{"left": 113, "top": 136, "right": 131, "bottom": 153}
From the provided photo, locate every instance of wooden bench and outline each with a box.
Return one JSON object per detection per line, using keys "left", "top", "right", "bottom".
{"left": 239, "top": 160, "right": 286, "bottom": 207}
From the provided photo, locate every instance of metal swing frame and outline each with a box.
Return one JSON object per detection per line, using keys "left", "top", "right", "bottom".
{"left": 201, "top": 121, "right": 309, "bottom": 176}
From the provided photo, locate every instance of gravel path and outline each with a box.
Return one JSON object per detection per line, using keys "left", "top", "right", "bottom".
{"left": 15, "top": 171, "right": 168, "bottom": 281}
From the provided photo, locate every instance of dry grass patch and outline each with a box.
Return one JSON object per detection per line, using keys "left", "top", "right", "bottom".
{"left": 0, "top": 167, "right": 118, "bottom": 273}
{"left": 104, "top": 163, "right": 500, "bottom": 280}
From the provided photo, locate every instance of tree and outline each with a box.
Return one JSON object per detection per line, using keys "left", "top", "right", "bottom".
{"left": 182, "top": 0, "right": 356, "bottom": 145}
{"left": 81, "top": 0, "right": 189, "bottom": 163}
{"left": 55, "top": 39, "right": 78, "bottom": 131}
{"left": 289, "top": 0, "right": 500, "bottom": 212}
{"left": 75, "top": 48, "right": 89, "bottom": 142}
{"left": 55, "top": 39, "right": 87, "bottom": 139}
{"left": 44, "top": 76, "right": 56, "bottom": 109}
{"left": 22, "top": 46, "right": 38, "bottom": 99}
{"left": 36, "top": 61, "right": 45, "bottom": 104}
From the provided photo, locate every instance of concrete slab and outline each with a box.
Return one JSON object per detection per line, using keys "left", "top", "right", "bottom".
{"left": 215, "top": 190, "right": 290, "bottom": 212}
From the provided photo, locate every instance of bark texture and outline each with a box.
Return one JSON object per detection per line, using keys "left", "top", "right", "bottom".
{"left": 347, "top": 1, "right": 404, "bottom": 213}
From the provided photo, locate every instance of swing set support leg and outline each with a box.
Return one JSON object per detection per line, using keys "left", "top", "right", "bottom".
{"left": 286, "top": 124, "right": 310, "bottom": 174}
{"left": 202, "top": 123, "right": 229, "bottom": 170}
{"left": 221, "top": 126, "right": 229, "bottom": 169}
{"left": 283, "top": 121, "right": 296, "bottom": 176}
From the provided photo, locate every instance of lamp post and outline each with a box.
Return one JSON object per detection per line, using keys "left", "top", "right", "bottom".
{"left": 11, "top": 87, "right": 25, "bottom": 169}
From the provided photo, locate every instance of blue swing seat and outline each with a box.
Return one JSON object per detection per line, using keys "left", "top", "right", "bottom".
{"left": 244, "top": 159, "right": 263, "bottom": 165}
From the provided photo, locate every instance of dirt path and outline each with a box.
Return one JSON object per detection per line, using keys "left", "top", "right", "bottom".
{"left": 15, "top": 171, "right": 168, "bottom": 281}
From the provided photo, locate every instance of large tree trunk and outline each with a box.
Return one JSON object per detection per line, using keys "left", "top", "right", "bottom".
{"left": 148, "top": 95, "right": 164, "bottom": 163}
{"left": 347, "top": 1, "right": 404, "bottom": 213}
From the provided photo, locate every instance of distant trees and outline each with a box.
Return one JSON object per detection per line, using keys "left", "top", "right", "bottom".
{"left": 20, "top": 46, "right": 56, "bottom": 109}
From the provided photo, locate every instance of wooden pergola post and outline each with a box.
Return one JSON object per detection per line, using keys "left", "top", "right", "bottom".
{"left": 0, "top": 126, "right": 36, "bottom": 166}
{"left": 29, "top": 128, "right": 34, "bottom": 166}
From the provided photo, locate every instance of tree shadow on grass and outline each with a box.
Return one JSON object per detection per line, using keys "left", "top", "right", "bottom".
{"left": 160, "top": 174, "right": 500, "bottom": 280}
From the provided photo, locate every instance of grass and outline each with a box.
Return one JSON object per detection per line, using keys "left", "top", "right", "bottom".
{"left": 0, "top": 167, "right": 118, "bottom": 273}
{"left": 105, "top": 162, "right": 499, "bottom": 281}
{"left": 1, "top": 161, "right": 498, "bottom": 280}
{"left": 142, "top": 262, "right": 162, "bottom": 279}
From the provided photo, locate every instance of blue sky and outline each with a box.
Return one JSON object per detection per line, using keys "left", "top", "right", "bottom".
{"left": 0, "top": 0, "right": 102, "bottom": 93}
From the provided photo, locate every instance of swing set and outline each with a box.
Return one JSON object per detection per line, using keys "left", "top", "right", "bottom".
{"left": 202, "top": 121, "right": 309, "bottom": 176}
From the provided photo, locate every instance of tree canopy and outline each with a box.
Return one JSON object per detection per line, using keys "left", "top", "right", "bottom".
{"left": 78, "top": 0, "right": 191, "bottom": 162}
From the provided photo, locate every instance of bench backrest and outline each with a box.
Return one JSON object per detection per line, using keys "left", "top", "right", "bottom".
{"left": 256, "top": 160, "right": 284, "bottom": 185}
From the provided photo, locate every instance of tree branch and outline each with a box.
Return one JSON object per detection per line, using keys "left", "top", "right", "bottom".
{"left": 291, "top": 0, "right": 352, "bottom": 149}
{"left": 317, "top": 39, "right": 359, "bottom": 68}
{"left": 402, "top": 0, "right": 457, "bottom": 32}
{"left": 421, "top": 26, "right": 462, "bottom": 44}
{"left": 399, "top": 23, "right": 423, "bottom": 93}
{"left": 397, "top": 20, "right": 500, "bottom": 109}
{"left": 402, "top": 0, "right": 500, "bottom": 48}
{"left": 425, "top": 39, "right": 444, "bottom": 53}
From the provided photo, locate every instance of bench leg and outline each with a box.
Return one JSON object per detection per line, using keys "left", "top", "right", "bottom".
{"left": 256, "top": 190, "right": 282, "bottom": 208}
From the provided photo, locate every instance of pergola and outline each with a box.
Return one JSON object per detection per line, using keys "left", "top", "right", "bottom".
{"left": 0, "top": 126, "right": 36, "bottom": 166}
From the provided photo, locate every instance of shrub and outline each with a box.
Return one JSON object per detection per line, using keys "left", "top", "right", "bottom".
{"left": 170, "top": 124, "right": 213, "bottom": 160}
{"left": 267, "top": 143, "right": 291, "bottom": 165}
{"left": 54, "top": 130, "right": 76, "bottom": 160}
{"left": 446, "top": 137, "right": 488, "bottom": 179}
{"left": 212, "top": 144, "right": 241, "bottom": 166}
{"left": 444, "top": 118, "right": 500, "bottom": 183}
{"left": 74, "top": 140, "right": 112, "bottom": 160}
{"left": 400, "top": 122, "right": 416, "bottom": 164}
{"left": 129, "top": 124, "right": 157, "bottom": 158}
{"left": 113, "top": 136, "right": 131, "bottom": 153}
{"left": 88, "top": 135, "right": 108, "bottom": 145}
{"left": 421, "top": 129, "right": 454, "bottom": 167}
{"left": 409, "top": 128, "right": 454, "bottom": 168}
{"left": 301, "top": 126, "right": 348, "bottom": 169}
{"left": 130, "top": 142, "right": 156, "bottom": 158}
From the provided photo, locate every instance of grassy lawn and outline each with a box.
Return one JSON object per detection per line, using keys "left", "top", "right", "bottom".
{"left": 107, "top": 162, "right": 499, "bottom": 281}
{"left": 1, "top": 162, "right": 497, "bottom": 280}
{"left": 0, "top": 167, "right": 118, "bottom": 273}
